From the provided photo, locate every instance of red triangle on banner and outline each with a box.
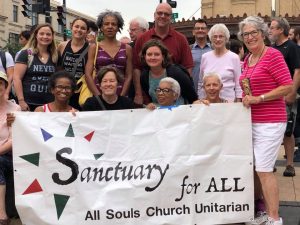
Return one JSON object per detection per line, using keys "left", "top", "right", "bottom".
{"left": 84, "top": 131, "right": 95, "bottom": 142}
{"left": 22, "top": 179, "right": 43, "bottom": 195}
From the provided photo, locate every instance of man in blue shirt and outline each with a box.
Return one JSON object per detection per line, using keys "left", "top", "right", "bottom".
{"left": 191, "top": 19, "right": 212, "bottom": 94}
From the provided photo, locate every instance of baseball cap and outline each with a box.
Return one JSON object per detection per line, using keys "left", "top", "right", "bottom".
{"left": 0, "top": 71, "right": 8, "bottom": 83}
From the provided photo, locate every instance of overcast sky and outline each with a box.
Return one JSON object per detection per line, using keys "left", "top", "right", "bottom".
{"left": 60, "top": 0, "right": 201, "bottom": 38}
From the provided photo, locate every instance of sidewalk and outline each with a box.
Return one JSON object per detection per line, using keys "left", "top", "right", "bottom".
{"left": 276, "top": 146, "right": 300, "bottom": 225}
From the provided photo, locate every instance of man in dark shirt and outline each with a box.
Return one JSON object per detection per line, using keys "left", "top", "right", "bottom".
{"left": 269, "top": 17, "right": 300, "bottom": 177}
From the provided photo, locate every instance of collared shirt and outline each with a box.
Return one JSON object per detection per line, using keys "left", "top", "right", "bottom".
{"left": 191, "top": 42, "right": 211, "bottom": 93}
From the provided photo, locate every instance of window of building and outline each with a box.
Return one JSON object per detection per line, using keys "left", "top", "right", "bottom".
{"left": 32, "top": 12, "right": 38, "bottom": 25}
{"left": 9, "top": 33, "right": 19, "bottom": 45}
{"left": 13, "top": 5, "right": 18, "bottom": 22}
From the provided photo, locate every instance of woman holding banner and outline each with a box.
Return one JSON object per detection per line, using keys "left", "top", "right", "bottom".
{"left": 238, "top": 16, "right": 292, "bottom": 225}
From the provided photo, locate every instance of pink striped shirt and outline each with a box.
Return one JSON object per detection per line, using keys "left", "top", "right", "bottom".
{"left": 240, "top": 47, "right": 292, "bottom": 123}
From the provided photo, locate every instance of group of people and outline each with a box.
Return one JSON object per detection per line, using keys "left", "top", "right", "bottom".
{"left": 0, "top": 2, "right": 300, "bottom": 225}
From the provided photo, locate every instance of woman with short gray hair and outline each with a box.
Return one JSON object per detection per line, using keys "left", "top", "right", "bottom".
{"left": 239, "top": 15, "right": 292, "bottom": 225}
{"left": 199, "top": 23, "right": 242, "bottom": 102}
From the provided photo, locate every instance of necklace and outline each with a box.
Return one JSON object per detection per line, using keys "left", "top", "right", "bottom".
{"left": 245, "top": 45, "right": 266, "bottom": 79}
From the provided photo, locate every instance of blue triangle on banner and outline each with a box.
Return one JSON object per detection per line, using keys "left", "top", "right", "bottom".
{"left": 41, "top": 128, "right": 53, "bottom": 142}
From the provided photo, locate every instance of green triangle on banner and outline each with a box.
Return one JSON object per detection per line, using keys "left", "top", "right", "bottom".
{"left": 65, "top": 124, "right": 74, "bottom": 137}
{"left": 20, "top": 153, "right": 40, "bottom": 166}
{"left": 54, "top": 194, "right": 70, "bottom": 220}
{"left": 94, "top": 153, "right": 104, "bottom": 160}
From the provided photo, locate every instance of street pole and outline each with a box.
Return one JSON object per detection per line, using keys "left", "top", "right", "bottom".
{"left": 63, "top": 0, "right": 67, "bottom": 41}
{"left": 160, "top": 0, "right": 162, "bottom": 3}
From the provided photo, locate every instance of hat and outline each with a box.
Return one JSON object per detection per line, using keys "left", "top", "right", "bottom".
{"left": 0, "top": 71, "right": 8, "bottom": 83}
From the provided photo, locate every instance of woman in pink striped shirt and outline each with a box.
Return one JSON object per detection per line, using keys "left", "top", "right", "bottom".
{"left": 239, "top": 16, "right": 292, "bottom": 225}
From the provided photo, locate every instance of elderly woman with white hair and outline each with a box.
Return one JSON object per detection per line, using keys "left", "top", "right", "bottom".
{"left": 198, "top": 23, "right": 242, "bottom": 102}
{"left": 200, "top": 72, "right": 227, "bottom": 105}
{"left": 238, "top": 16, "right": 292, "bottom": 225}
{"left": 146, "top": 77, "right": 181, "bottom": 109}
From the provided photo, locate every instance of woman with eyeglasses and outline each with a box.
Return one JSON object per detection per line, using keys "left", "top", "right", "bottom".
{"left": 140, "top": 39, "right": 197, "bottom": 106}
{"left": 238, "top": 16, "right": 292, "bottom": 225}
{"left": 198, "top": 23, "right": 242, "bottom": 102}
{"left": 82, "top": 66, "right": 134, "bottom": 111}
{"left": 146, "top": 77, "right": 180, "bottom": 109}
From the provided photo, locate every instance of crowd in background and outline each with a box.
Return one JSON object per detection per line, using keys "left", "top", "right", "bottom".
{"left": 1, "top": 2, "right": 300, "bottom": 225}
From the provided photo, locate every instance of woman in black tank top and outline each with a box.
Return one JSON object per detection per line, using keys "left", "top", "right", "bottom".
{"left": 57, "top": 18, "right": 90, "bottom": 110}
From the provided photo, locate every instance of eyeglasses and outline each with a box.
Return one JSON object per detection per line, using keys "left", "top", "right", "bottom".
{"left": 155, "top": 88, "right": 173, "bottom": 94}
{"left": 55, "top": 85, "right": 72, "bottom": 91}
{"left": 194, "top": 27, "right": 207, "bottom": 31}
{"left": 212, "top": 35, "right": 225, "bottom": 40}
{"left": 127, "top": 28, "right": 142, "bottom": 33}
{"left": 241, "top": 30, "right": 260, "bottom": 39}
{"left": 156, "top": 11, "right": 171, "bottom": 17}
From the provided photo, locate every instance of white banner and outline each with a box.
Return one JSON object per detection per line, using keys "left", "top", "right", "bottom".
{"left": 12, "top": 104, "right": 254, "bottom": 225}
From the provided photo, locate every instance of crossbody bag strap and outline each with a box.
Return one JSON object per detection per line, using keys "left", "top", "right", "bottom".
{"left": 95, "top": 95, "right": 107, "bottom": 110}
{"left": 71, "top": 45, "right": 89, "bottom": 76}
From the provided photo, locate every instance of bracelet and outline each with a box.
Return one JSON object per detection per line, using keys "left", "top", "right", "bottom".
{"left": 260, "top": 95, "right": 265, "bottom": 102}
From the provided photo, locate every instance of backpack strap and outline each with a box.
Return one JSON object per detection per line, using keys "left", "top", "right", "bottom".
{"left": 0, "top": 50, "right": 7, "bottom": 72}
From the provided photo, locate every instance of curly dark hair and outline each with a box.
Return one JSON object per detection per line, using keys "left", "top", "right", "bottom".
{"left": 48, "top": 71, "right": 77, "bottom": 92}
{"left": 97, "top": 65, "right": 123, "bottom": 84}
{"left": 96, "top": 10, "right": 124, "bottom": 32}
{"left": 140, "top": 39, "right": 171, "bottom": 69}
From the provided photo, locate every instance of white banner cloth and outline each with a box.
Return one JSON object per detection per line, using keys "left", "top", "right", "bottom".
{"left": 12, "top": 104, "right": 254, "bottom": 225}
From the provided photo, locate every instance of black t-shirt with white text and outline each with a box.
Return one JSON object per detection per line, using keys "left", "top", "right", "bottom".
{"left": 16, "top": 49, "right": 56, "bottom": 106}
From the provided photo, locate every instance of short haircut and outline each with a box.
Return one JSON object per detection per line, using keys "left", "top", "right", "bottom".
{"left": 140, "top": 39, "right": 171, "bottom": 68}
{"left": 96, "top": 10, "right": 124, "bottom": 32}
{"left": 271, "top": 17, "right": 290, "bottom": 37}
{"left": 194, "top": 19, "right": 208, "bottom": 27}
{"left": 208, "top": 23, "right": 230, "bottom": 42}
{"left": 19, "top": 30, "right": 31, "bottom": 40}
{"left": 130, "top": 17, "right": 149, "bottom": 31}
{"left": 48, "top": 71, "right": 77, "bottom": 92}
{"left": 97, "top": 65, "right": 123, "bottom": 84}
{"left": 229, "top": 39, "right": 243, "bottom": 55}
{"left": 87, "top": 20, "right": 98, "bottom": 33}
{"left": 203, "top": 72, "right": 223, "bottom": 85}
{"left": 160, "top": 77, "right": 181, "bottom": 97}
{"left": 237, "top": 16, "right": 269, "bottom": 41}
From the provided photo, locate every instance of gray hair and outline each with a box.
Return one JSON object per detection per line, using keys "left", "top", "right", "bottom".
{"left": 203, "top": 72, "right": 223, "bottom": 85}
{"left": 237, "top": 16, "right": 269, "bottom": 41}
{"left": 271, "top": 17, "right": 290, "bottom": 37}
{"left": 160, "top": 77, "right": 181, "bottom": 97}
{"left": 208, "top": 23, "right": 230, "bottom": 42}
{"left": 129, "top": 17, "right": 149, "bottom": 31}
{"left": 97, "top": 10, "right": 124, "bottom": 32}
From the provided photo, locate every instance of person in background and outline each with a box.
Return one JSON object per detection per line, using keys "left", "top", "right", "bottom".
{"left": 229, "top": 39, "right": 245, "bottom": 69}
{"left": 19, "top": 30, "right": 31, "bottom": 47}
{"left": 128, "top": 17, "right": 149, "bottom": 47}
{"left": 0, "top": 49, "right": 14, "bottom": 100}
{"left": 82, "top": 66, "right": 133, "bottom": 111}
{"left": 146, "top": 77, "right": 180, "bottom": 109}
{"left": 200, "top": 73, "right": 227, "bottom": 105}
{"left": 140, "top": 39, "right": 197, "bottom": 105}
{"left": 13, "top": 24, "right": 58, "bottom": 111}
{"left": 133, "top": 3, "right": 193, "bottom": 105}
{"left": 199, "top": 23, "right": 242, "bottom": 102}
{"left": 0, "top": 71, "right": 20, "bottom": 225}
{"left": 85, "top": 10, "right": 133, "bottom": 97}
{"left": 239, "top": 16, "right": 292, "bottom": 225}
{"left": 57, "top": 18, "right": 89, "bottom": 110}
{"left": 191, "top": 19, "right": 212, "bottom": 93}
{"left": 119, "top": 36, "right": 131, "bottom": 45}
{"left": 269, "top": 17, "right": 300, "bottom": 177}
{"left": 86, "top": 20, "right": 99, "bottom": 45}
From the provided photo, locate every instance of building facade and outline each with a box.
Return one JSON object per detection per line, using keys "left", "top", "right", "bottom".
{"left": 0, "top": 0, "right": 95, "bottom": 48}
{"left": 201, "top": 0, "right": 300, "bottom": 18}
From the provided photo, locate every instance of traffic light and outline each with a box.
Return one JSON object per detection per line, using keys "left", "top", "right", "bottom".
{"left": 21, "top": 0, "right": 31, "bottom": 18}
{"left": 57, "top": 5, "right": 66, "bottom": 27}
{"left": 167, "top": 0, "right": 177, "bottom": 8}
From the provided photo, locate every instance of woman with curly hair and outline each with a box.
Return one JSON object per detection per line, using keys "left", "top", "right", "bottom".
{"left": 84, "top": 10, "right": 133, "bottom": 98}
{"left": 13, "top": 23, "right": 58, "bottom": 111}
